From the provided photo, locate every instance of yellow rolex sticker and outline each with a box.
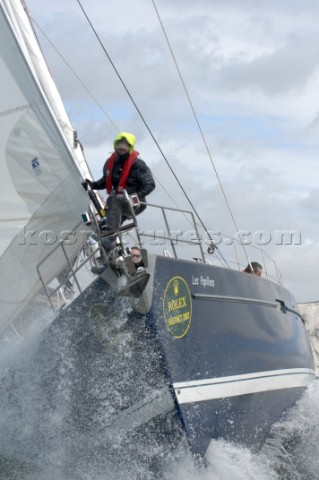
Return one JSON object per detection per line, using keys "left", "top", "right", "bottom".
{"left": 163, "top": 276, "right": 192, "bottom": 338}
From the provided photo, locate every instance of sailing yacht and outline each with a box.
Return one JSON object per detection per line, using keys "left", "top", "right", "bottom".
{"left": 0, "top": 0, "right": 315, "bottom": 459}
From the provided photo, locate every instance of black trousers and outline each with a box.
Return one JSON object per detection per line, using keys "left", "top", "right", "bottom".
{"left": 105, "top": 194, "right": 146, "bottom": 229}
{"left": 104, "top": 194, "right": 130, "bottom": 229}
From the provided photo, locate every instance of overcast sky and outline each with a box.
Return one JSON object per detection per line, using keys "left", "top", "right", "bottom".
{"left": 27, "top": 0, "right": 319, "bottom": 302}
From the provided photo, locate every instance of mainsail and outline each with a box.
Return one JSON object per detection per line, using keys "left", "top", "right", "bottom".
{"left": 0, "top": 0, "right": 92, "bottom": 336}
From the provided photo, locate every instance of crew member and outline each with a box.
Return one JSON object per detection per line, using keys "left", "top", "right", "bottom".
{"left": 243, "top": 261, "right": 263, "bottom": 277}
{"left": 130, "top": 245, "right": 145, "bottom": 274}
{"left": 82, "top": 132, "right": 155, "bottom": 232}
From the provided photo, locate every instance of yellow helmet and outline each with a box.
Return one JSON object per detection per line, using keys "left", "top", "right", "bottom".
{"left": 114, "top": 132, "right": 136, "bottom": 153}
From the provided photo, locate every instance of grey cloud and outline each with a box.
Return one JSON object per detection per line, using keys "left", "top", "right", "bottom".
{"left": 305, "top": 112, "right": 319, "bottom": 131}
{"left": 301, "top": 189, "right": 319, "bottom": 216}
{"left": 26, "top": 0, "right": 319, "bottom": 302}
{"left": 213, "top": 36, "right": 319, "bottom": 95}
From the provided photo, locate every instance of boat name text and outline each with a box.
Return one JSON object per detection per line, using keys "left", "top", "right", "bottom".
{"left": 192, "top": 275, "right": 215, "bottom": 288}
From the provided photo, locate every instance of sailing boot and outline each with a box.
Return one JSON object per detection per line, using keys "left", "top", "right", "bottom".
{"left": 91, "top": 264, "right": 108, "bottom": 275}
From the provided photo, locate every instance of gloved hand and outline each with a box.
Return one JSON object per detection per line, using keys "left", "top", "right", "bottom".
{"left": 82, "top": 179, "right": 93, "bottom": 191}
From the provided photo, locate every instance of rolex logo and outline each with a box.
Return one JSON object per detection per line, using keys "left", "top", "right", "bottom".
{"left": 163, "top": 276, "right": 192, "bottom": 339}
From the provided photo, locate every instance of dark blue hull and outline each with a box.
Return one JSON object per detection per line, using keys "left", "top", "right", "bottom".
{"left": 174, "top": 386, "right": 307, "bottom": 454}
{"left": 31, "top": 253, "right": 314, "bottom": 466}
{"left": 146, "top": 255, "right": 315, "bottom": 454}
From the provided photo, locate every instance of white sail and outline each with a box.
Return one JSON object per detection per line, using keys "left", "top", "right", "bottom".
{"left": 298, "top": 302, "right": 319, "bottom": 374}
{"left": 0, "top": 0, "right": 92, "bottom": 335}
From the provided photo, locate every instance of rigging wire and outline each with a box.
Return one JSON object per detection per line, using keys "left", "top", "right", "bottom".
{"left": 75, "top": 0, "right": 228, "bottom": 267}
{"left": 31, "top": 17, "right": 120, "bottom": 132}
{"left": 152, "top": 0, "right": 251, "bottom": 268}
{"left": 23, "top": 5, "right": 120, "bottom": 133}
{"left": 30, "top": 15, "right": 214, "bottom": 250}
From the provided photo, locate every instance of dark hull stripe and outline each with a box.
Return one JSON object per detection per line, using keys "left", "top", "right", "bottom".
{"left": 192, "top": 293, "right": 278, "bottom": 308}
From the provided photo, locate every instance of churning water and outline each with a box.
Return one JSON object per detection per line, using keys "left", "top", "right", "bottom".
{"left": 0, "top": 294, "right": 319, "bottom": 480}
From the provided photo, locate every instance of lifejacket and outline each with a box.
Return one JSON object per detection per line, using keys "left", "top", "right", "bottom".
{"left": 105, "top": 150, "right": 139, "bottom": 194}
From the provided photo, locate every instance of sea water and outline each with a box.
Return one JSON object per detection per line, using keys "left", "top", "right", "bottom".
{"left": 0, "top": 307, "right": 319, "bottom": 480}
